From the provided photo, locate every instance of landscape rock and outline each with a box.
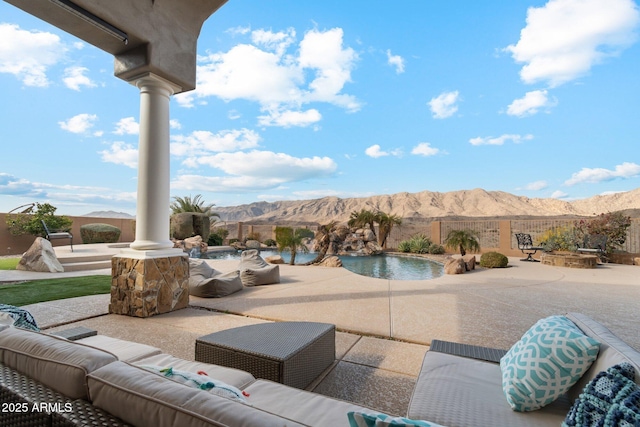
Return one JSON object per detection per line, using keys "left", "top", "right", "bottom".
{"left": 265, "top": 255, "right": 285, "bottom": 264}
{"left": 634, "top": 257, "right": 640, "bottom": 266}
{"left": 17, "top": 237, "right": 64, "bottom": 273}
{"left": 462, "top": 255, "right": 476, "bottom": 271}
{"left": 245, "top": 240, "right": 261, "bottom": 250}
{"left": 444, "top": 257, "right": 466, "bottom": 275}
{"left": 363, "top": 229, "right": 376, "bottom": 242}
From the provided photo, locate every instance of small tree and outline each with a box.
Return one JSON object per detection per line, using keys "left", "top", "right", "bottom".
{"left": 6, "top": 202, "right": 72, "bottom": 237}
{"left": 375, "top": 211, "right": 402, "bottom": 247}
{"left": 574, "top": 212, "right": 632, "bottom": 254}
{"left": 170, "top": 194, "right": 219, "bottom": 219}
{"left": 348, "top": 209, "right": 376, "bottom": 235}
{"left": 443, "top": 229, "right": 480, "bottom": 256}
{"left": 275, "top": 226, "right": 309, "bottom": 265}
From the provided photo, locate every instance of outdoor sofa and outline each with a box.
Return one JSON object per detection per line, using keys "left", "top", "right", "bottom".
{"left": 1, "top": 312, "right": 639, "bottom": 426}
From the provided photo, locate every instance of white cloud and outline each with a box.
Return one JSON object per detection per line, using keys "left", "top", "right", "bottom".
{"left": 99, "top": 141, "right": 138, "bottom": 168}
{"left": 428, "top": 91, "right": 460, "bottom": 119}
{"left": 170, "top": 119, "right": 182, "bottom": 130}
{"left": 525, "top": 180, "right": 548, "bottom": 191}
{"left": 469, "top": 134, "right": 534, "bottom": 146}
{"left": 59, "top": 113, "right": 98, "bottom": 134}
{"left": 172, "top": 150, "right": 337, "bottom": 193}
{"left": 257, "top": 108, "right": 322, "bottom": 127}
{"left": 63, "top": 66, "right": 96, "bottom": 91}
{"left": 0, "top": 23, "right": 65, "bottom": 87}
{"left": 171, "top": 129, "right": 261, "bottom": 157}
{"left": 386, "top": 49, "right": 405, "bottom": 74}
{"left": 550, "top": 190, "right": 569, "bottom": 198}
{"left": 411, "top": 142, "right": 440, "bottom": 157}
{"left": 365, "top": 144, "right": 403, "bottom": 158}
{"left": 177, "top": 27, "right": 360, "bottom": 124}
{"left": 113, "top": 117, "right": 139, "bottom": 135}
{"left": 507, "top": 90, "right": 556, "bottom": 117}
{"left": 564, "top": 162, "right": 640, "bottom": 185}
{"left": 505, "top": 0, "right": 640, "bottom": 87}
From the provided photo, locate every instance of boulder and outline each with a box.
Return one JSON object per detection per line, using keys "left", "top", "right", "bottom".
{"left": 444, "top": 257, "right": 466, "bottom": 275}
{"left": 363, "top": 229, "right": 376, "bottom": 242}
{"left": 634, "top": 257, "right": 640, "bottom": 266}
{"left": 170, "top": 213, "right": 210, "bottom": 241}
{"left": 318, "top": 256, "right": 342, "bottom": 267}
{"left": 265, "top": 255, "right": 285, "bottom": 264}
{"left": 183, "top": 235, "right": 207, "bottom": 255}
{"left": 16, "top": 237, "right": 64, "bottom": 273}
{"left": 245, "top": 240, "right": 261, "bottom": 250}
{"left": 462, "top": 255, "right": 476, "bottom": 271}
{"left": 334, "top": 225, "right": 350, "bottom": 240}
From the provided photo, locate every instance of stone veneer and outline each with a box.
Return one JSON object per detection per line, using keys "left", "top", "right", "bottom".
{"left": 540, "top": 253, "right": 598, "bottom": 269}
{"left": 110, "top": 254, "right": 189, "bottom": 318}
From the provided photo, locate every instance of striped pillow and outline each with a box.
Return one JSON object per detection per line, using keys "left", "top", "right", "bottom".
{"left": 500, "top": 315, "right": 600, "bottom": 411}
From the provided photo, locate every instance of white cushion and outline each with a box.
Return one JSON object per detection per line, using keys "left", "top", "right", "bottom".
{"left": 134, "top": 353, "right": 256, "bottom": 389}
{"left": 500, "top": 315, "right": 600, "bottom": 411}
{"left": 76, "top": 335, "right": 162, "bottom": 362}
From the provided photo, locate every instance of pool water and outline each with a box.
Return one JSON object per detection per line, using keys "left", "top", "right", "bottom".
{"left": 202, "top": 250, "right": 443, "bottom": 281}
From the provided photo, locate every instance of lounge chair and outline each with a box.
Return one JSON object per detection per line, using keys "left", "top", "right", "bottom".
{"left": 41, "top": 219, "right": 73, "bottom": 252}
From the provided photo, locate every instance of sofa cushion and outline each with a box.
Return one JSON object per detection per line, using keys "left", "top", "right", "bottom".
{"left": 500, "top": 315, "right": 600, "bottom": 411}
{"left": 88, "top": 361, "right": 306, "bottom": 427}
{"left": 189, "top": 270, "right": 243, "bottom": 298}
{"left": 347, "top": 410, "right": 446, "bottom": 426}
{"left": 563, "top": 362, "right": 640, "bottom": 426}
{"left": 566, "top": 312, "right": 640, "bottom": 402}
{"left": 75, "top": 335, "right": 162, "bottom": 362}
{"left": 140, "top": 365, "right": 247, "bottom": 402}
{"left": 134, "top": 353, "right": 256, "bottom": 389}
{"left": 245, "top": 379, "right": 389, "bottom": 427}
{"left": 407, "top": 351, "right": 570, "bottom": 427}
{"left": 0, "top": 327, "right": 117, "bottom": 400}
{"left": 189, "top": 258, "right": 220, "bottom": 278}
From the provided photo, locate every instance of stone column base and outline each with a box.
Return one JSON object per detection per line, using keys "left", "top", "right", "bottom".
{"left": 110, "top": 250, "right": 189, "bottom": 318}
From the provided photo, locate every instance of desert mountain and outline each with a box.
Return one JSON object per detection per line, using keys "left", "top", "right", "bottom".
{"left": 215, "top": 187, "right": 640, "bottom": 224}
{"left": 82, "top": 210, "right": 135, "bottom": 219}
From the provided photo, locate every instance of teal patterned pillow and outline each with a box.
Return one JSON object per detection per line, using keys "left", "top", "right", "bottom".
{"left": 500, "top": 315, "right": 600, "bottom": 411}
{"left": 347, "top": 411, "right": 445, "bottom": 427}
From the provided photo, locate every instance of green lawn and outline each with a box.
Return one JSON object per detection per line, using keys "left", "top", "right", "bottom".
{"left": 0, "top": 275, "right": 111, "bottom": 306}
{"left": 0, "top": 258, "right": 20, "bottom": 270}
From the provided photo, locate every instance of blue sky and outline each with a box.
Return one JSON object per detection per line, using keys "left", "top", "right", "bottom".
{"left": 1, "top": 0, "right": 639, "bottom": 217}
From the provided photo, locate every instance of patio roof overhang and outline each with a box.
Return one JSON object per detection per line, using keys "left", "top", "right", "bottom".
{"left": 4, "top": 0, "right": 227, "bottom": 93}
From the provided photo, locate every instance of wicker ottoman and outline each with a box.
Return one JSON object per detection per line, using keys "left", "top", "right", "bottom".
{"left": 195, "top": 322, "right": 335, "bottom": 390}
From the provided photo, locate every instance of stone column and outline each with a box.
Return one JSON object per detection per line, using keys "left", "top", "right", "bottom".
{"left": 110, "top": 73, "right": 189, "bottom": 318}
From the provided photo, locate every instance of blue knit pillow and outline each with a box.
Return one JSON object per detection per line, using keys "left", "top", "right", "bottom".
{"left": 563, "top": 363, "right": 640, "bottom": 426}
{"left": 500, "top": 315, "right": 600, "bottom": 411}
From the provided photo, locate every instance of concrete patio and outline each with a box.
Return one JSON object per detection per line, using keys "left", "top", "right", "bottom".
{"left": 2, "top": 244, "right": 639, "bottom": 416}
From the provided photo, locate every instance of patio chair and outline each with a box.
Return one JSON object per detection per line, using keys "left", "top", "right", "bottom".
{"left": 515, "top": 233, "right": 544, "bottom": 262}
{"left": 41, "top": 219, "right": 73, "bottom": 252}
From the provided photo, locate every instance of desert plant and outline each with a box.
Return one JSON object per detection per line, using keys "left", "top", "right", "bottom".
{"left": 480, "top": 251, "right": 508, "bottom": 268}
{"left": 246, "top": 231, "right": 262, "bottom": 242}
{"left": 428, "top": 243, "right": 446, "bottom": 255}
{"left": 5, "top": 202, "right": 72, "bottom": 237}
{"left": 397, "top": 240, "right": 411, "bottom": 253}
{"left": 538, "top": 226, "right": 576, "bottom": 252}
{"left": 208, "top": 227, "right": 229, "bottom": 246}
{"left": 375, "top": 211, "right": 402, "bottom": 247}
{"left": 80, "top": 223, "right": 121, "bottom": 244}
{"left": 348, "top": 209, "right": 377, "bottom": 235}
{"left": 409, "top": 234, "right": 432, "bottom": 254}
{"left": 574, "top": 212, "right": 632, "bottom": 254}
{"left": 170, "top": 194, "right": 220, "bottom": 219}
{"left": 443, "top": 229, "right": 480, "bottom": 256}
{"left": 263, "top": 238, "right": 277, "bottom": 247}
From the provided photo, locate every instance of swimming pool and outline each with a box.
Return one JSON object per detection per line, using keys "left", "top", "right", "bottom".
{"left": 202, "top": 250, "right": 443, "bottom": 281}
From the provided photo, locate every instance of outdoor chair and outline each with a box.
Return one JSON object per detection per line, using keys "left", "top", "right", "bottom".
{"left": 41, "top": 219, "right": 73, "bottom": 252}
{"left": 576, "top": 234, "right": 607, "bottom": 262}
{"left": 515, "top": 233, "right": 544, "bottom": 262}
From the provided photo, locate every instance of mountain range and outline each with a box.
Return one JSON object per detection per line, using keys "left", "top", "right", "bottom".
{"left": 215, "top": 187, "right": 640, "bottom": 224}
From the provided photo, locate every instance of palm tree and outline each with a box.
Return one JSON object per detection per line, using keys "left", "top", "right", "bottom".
{"left": 170, "top": 194, "right": 219, "bottom": 219}
{"left": 275, "top": 226, "right": 309, "bottom": 265}
{"left": 375, "top": 211, "right": 402, "bottom": 247}
{"left": 304, "top": 221, "right": 338, "bottom": 265}
{"left": 348, "top": 209, "right": 376, "bottom": 235}
{"left": 443, "top": 229, "right": 481, "bottom": 256}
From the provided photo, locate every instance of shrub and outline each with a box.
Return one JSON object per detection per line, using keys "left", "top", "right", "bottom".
{"left": 263, "top": 239, "right": 277, "bottom": 247}
{"left": 480, "top": 251, "right": 508, "bottom": 268}
{"left": 538, "top": 226, "right": 576, "bottom": 252}
{"left": 208, "top": 234, "right": 223, "bottom": 246}
{"left": 246, "top": 231, "right": 262, "bottom": 242}
{"left": 397, "top": 240, "right": 411, "bottom": 253}
{"left": 409, "top": 234, "right": 432, "bottom": 254}
{"left": 80, "top": 223, "right": 121, "bottom": 244}
{"left": 296, "top": 228, "right": 315, "bottom": 239}
{"left": 5, "top": 202, "right": 72, "bottom": 237}
{"left": 574, "top": 212, "right": 632, "bottom": 254}
{"left": 428, "top": 244, "right": 445, "bottom": 254}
